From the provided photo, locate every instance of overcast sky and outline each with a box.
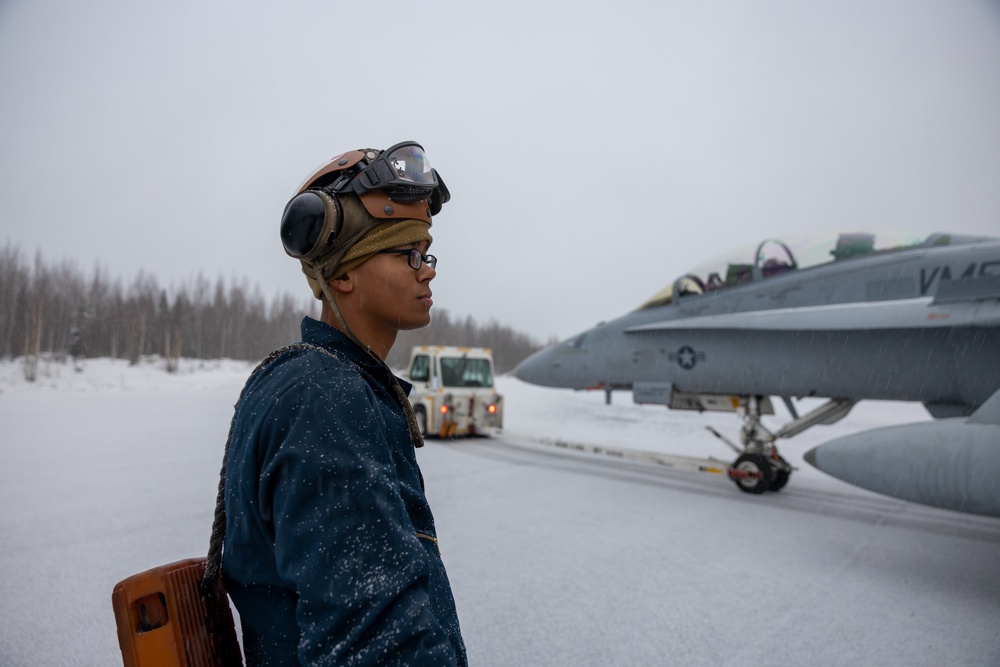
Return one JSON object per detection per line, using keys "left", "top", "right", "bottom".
{"left": 2, "top": 0, "right": 998, "bottom": 343}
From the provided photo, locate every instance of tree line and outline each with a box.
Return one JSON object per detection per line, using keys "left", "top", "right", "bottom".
{"left": 0, "top": 244, "right": 546, "bottom": 380}
{"left": 385, "top": 311, "right": 548, "bottom": 375}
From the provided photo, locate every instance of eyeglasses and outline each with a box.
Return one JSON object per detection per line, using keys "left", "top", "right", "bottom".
{"left": 378, "top": 248, "right": 437, "bottom": 271}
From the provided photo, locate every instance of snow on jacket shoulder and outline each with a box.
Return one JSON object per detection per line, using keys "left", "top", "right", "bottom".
{"left": 222, "top": 317, "right": 467, "bottom": 666}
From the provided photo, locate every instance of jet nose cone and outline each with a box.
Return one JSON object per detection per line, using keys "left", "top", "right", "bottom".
{"left": 512, "top": 348, "right": 546, "bottom": 385}
{"left": 514, "top": 343, "right": 572, "bottom": 387}
{"left": 514, "top": 342, "right": 590, "bottom": 389}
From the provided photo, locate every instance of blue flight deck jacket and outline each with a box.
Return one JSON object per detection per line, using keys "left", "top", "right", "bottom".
{"left": 222, "top": 317, "right": 467, "bottom": 666}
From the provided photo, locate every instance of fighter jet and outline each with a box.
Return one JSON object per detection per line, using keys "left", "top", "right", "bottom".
{"left": 513, "top": 231, "right": 1000, "bottom": 517}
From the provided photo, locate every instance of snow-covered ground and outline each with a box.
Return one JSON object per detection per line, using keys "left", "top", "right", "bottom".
{"left": 2, "top": 356, "right": 999, "bottom": 666}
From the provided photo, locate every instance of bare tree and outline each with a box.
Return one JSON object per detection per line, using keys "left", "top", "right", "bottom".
{"left": 21, "top": 252, "right": 49, "bottom": 380}
{"left": 0, "top": 244, "right": 28, "bottom": 359}
{"left": 125, "top": 272, "right": 159, "bottom": 365}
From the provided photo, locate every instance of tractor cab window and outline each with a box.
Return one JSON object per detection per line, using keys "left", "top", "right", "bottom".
{"left": 440, "top": 357, "right": 494, "bottom": 388}
{"left": 409, "top": 355, "right": 431, "bottom": 382}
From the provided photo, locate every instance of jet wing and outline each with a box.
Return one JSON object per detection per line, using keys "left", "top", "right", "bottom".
{"left": 626, "top": 297, "right": 1000, "bottom": 332}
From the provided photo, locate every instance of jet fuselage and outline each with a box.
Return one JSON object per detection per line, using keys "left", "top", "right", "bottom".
{"left": 515, "top": 234, "right": 1000, "bottom": 415}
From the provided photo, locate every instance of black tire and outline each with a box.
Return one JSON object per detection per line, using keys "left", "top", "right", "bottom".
{"left": 731, "top": 453, "right": 773, "bottom": 494}
{"left": 769, "top": 455, "right": 791, "bottom": 492}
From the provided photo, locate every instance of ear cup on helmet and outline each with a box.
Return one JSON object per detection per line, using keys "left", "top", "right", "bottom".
{"left": 280, "top": 190, "right": 341, "bottom": 262}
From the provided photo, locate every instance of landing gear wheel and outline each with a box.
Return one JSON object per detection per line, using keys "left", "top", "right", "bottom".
{"left": 730, "top": 453, "right": 773, "bottom": 494}
{"left": 769, "top": 455, "right": 791, "bottom": 492}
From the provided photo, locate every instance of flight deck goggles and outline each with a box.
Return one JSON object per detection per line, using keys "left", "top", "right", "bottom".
{"left": 280, "top": 141, "right": 449, "bottom": 263}
{"left": 333, "top": 142, "right": 448, "bottom": 208}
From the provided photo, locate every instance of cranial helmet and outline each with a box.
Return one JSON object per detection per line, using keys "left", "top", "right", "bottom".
{"left": 280, "top": 142, "right": 449, "bottom": 293}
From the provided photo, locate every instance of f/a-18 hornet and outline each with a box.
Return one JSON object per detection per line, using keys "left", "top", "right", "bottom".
{"left": 514, "top": 231, "right": 1000, "bottom": 517}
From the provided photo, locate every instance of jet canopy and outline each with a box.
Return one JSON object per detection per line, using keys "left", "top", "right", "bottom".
{"left": 639, "top": 231, "right": 990, "bottom": 310}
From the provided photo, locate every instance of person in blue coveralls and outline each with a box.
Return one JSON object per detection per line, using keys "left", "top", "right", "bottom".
{"left": 215, "top": 142, "right": 466, "bottom": 666}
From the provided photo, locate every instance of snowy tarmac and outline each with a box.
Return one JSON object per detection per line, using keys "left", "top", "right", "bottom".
{"left": 1, "top": 357, "right": 999, "bottom": 666}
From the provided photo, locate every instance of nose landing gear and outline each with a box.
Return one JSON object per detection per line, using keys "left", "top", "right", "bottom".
{"left": 711, "top": 395, "right": 851, "bottom": 495}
